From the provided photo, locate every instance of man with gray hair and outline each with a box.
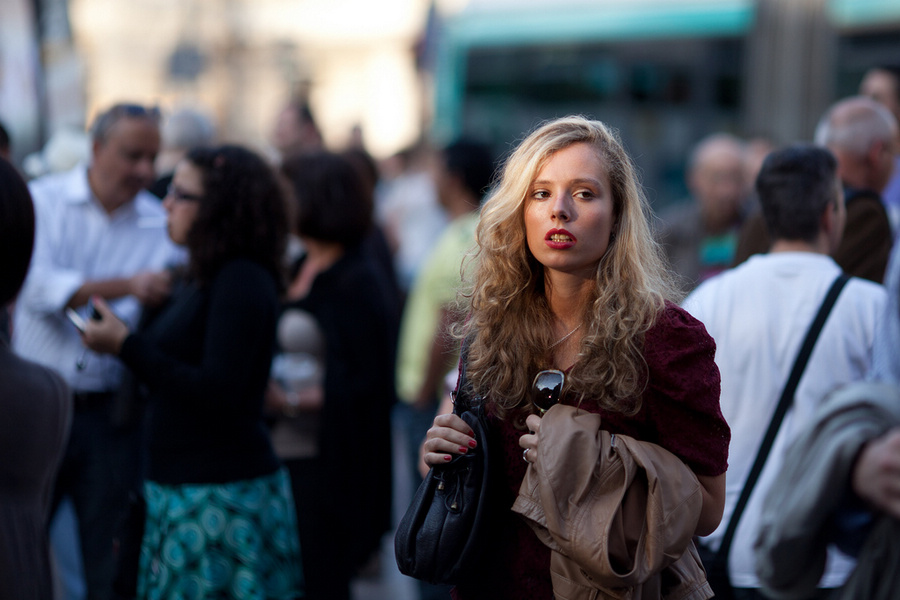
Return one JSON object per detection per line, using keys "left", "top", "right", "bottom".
{"left": 735, "top": 96, "right": 896, "bottom": 283}
{"left": 13, "top": 102, "right": 183, "bottom": 599}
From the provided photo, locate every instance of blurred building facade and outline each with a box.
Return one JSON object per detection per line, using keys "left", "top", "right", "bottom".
{"left": 431, "top": 0, "right": 900, "bottom": 209}
{"left": 2, "top": 0, "right": 900, "bottom": 200}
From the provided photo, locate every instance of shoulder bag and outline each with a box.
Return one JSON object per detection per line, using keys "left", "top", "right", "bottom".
{"left": 700, "top": 273, "right": 850, "bottom": 599}
{"left": 394, "top": 343, "right": 495, "bottom": 585}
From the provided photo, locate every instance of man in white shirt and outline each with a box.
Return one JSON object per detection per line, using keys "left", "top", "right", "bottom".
{"left": 13, "top": 103, "right": 182, "bottom": 600}
{"left": 683, "top": 145, "right": 886, "bottom": 599}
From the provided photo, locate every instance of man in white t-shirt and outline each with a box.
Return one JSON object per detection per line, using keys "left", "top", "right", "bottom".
{"left": 683, "top": 144, "right": 886, "bottom": 599}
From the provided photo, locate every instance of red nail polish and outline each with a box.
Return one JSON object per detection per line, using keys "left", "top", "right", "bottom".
{"left": 468, "top": 440, "right": 477, "bottom": 448}
{"left": 458, "top": 447, "right": 468, "bottom": 454}
{"left": 443, "top": 455, "right": 452, "bottom": 462}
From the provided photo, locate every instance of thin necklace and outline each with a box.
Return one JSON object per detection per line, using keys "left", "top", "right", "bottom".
{"left": 549, "top": 323, "right": 583, "bottom": 349}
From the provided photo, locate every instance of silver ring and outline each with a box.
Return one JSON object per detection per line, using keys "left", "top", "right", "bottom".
{"left": 522, "top": 448, "right": 529, "bottom": 463}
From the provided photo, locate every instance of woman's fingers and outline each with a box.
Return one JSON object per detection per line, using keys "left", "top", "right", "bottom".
{"left": 519, "top": 414, "right": 542, "bottom": 463}
{"left": 422, "top": 414, "right": 477, "bottom": 466}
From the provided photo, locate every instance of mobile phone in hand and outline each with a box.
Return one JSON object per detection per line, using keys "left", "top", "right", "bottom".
{"left": 65, "top": 308, "right": 87, "bottom": 333}
{"left": 88, "top": 298, "right": 102, "bottom": 321}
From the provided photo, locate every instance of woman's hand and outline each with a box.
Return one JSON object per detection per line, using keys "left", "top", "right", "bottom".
{"left": 80, "top": 297, "right": 130, "bottom": 355}
{"left": 422, "top": 413, "right": 478, "bottom": 468}
{"left": 519, "top": 414, "right": 542, "bottom": 464}
{"left": 265, "top": 380, "right": 324, "bottom": 417}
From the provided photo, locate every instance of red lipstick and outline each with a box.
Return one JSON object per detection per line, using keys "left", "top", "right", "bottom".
{"left": 545, "top": 228, "right": 576, "bottom": 249}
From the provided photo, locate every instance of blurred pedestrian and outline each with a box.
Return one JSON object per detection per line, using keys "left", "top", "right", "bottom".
{"left": 81, "top": 144, "right": 303, "bottom": 598}
{"left": 658, "top": 133, "right": 748, "bottom": 293}
{"left": 12, "top": 102, "right": 181, "bottom": 600}
{"left": 274, "top": 150, "right": 398, "bottom": 600}
{"left": 684, "top": 145, "right": 886, "bottom": 599}
{"left": 422, "top": 116, "right": 729, "bottom": 598}
{"left": 0, "top": 157, "right": 72, "bottom": 600}
{"left": 376, "top": 143, "right": 449, "bottom": 295}
{"left": 735, "top": 96, "right": 896, "bottom": 283}
{"left": 271, "top": 100, "right": 324, "bottom": 162}
{"left": 147, "top": 106, "right": 216, "bottom": 199}
{"left": 859, "top": 65, "right": 900, "bottom": 235}
{"left": 754, "top": 240, "right": 900, "bottom": 600}
{"left": 394, "top": 137, "right": 494, "bottom": 600}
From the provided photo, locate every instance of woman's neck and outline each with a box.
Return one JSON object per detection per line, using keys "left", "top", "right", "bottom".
{"left": 544, "top": 273, "right": 592, "bottom": 330}
{"left": 544, "top": 272, "right": 593, "bottom": 369}
{"left": 287, "top": 239, "right": 345, "bottom": 300}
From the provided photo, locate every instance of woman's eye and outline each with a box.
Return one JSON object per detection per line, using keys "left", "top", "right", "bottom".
{"left": 575, "top": 190, "right": 595, "bottom": 200}
{"left": 531, "top": 190, "right": 550, "bottom": 200}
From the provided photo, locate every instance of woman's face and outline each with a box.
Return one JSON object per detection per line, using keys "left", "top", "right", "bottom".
{"left": 524, "top": 142, "right": 615, "bottom": 280}
{"left": 162, "top": 160, "right": 204, "bottom": 246}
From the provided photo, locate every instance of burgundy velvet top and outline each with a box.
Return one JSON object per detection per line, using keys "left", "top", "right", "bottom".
{"left": 452, "top": 302, "right": 729, "bottom": 600}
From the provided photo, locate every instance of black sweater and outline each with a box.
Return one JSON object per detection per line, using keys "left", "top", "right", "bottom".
{"left": 120, "top": 258, "right": 281, "bottom": 484}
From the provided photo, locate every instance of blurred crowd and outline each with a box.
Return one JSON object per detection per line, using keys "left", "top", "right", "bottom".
{"left": 2, "top": 62, "right": 900, "bottom": 600}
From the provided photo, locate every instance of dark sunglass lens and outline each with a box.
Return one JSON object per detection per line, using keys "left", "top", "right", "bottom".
{"left": 532, "top": 371, "right": 563, "bottom": 411}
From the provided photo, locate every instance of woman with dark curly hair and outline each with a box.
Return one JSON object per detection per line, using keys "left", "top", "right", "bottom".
{"left": 81, "top": 145, "right": 303, "bottom": 598}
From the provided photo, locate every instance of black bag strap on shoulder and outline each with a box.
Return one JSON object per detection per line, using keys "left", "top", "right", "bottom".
{"left": 714, "top": 273, "right": 851, "bottom": 563}
{"left": 452, "top": 337, "right": 475, "bottom": 416}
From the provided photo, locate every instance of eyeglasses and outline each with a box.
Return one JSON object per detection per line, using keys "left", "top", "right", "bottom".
{"left": 531, "top": 369, "right": 565, "bottom": 415}
{"left": 166, "top": 183, "right": 203, "bottom": 203}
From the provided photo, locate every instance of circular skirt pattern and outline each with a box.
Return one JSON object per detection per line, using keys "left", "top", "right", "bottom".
{"left": 138, "top": 468, "right": 304, "bottom": 599}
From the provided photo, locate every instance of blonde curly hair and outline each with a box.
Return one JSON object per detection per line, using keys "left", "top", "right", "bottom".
{"left": 456, "top": 116, "right": 679, "bottom": 423}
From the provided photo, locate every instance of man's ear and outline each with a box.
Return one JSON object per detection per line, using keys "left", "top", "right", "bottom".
{"left": 866, "top": 139, "right": 886, "bottom": 168}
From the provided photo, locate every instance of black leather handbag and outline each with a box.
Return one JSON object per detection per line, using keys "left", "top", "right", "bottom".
{"left": 394, "top": 351, "right": 494, "bottom": 585}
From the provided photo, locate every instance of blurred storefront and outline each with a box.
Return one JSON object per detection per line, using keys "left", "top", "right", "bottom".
{"left": 2, "top": 0, "right": 900, "bottom": 183}
{"left": 430, "top": 0, "right": 900, "bottom": 208}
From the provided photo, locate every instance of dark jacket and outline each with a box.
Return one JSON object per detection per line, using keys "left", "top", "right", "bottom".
{"left": 733, "top": 187, "right": 892, "bottom": 283}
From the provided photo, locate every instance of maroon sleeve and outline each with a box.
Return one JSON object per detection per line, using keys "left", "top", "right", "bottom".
{"left": 642, "top": 301, "right": 730, "bottom": 476}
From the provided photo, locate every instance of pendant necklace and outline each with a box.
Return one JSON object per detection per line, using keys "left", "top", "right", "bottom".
{"left": 549, "top": 323, "right": 583, "bottom": 349}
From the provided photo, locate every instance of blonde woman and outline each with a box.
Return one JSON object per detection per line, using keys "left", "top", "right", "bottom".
{"left": 422, "top": 116, "right": 729, "bottom": 599}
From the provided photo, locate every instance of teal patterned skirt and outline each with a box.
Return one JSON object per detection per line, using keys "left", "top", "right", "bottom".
{"left": 138, "top": 468, "right": 304, "bottom": 599}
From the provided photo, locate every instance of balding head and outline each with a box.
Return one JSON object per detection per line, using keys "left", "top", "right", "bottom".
{"left": 814, "top": 96, "right": 897, "bottom": 193}
{"left": 860, "top": 67, "right": 900, "bottom": 124}
{"left": 687, "top": 133, "right": 747, "bottom": 233}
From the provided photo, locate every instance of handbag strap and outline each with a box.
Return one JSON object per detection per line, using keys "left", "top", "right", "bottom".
{"left": 452, "top": 337, "right": 474, "bottom": 415}
{"left": 715, "top": 272, "right": 850, "bottom": 561}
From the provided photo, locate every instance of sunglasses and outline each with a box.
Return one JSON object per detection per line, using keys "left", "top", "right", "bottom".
{"left": 531, "top": 369, "right": 565, "bottom": 415}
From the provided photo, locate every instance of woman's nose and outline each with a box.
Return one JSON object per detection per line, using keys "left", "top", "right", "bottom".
{"left": 551, "top": 195, "right": 571, "bottom": 221}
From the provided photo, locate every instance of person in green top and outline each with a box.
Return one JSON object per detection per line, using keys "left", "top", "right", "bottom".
{"left": 394, "top": 138, "right": 495, "bottom": 600}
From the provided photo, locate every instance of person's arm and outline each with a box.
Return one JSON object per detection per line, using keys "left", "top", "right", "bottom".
{"left": 414, "top": 306, "right": 457, "bottom": 408}
{"left": 19, "top": 190, "right": 172, "bottom": 315}
{"left": 85, "top": 261, "right": 277, "bottom": 411}
{"left": 695, "top": 472, "right": 726, "bottom": 536}
{"left": 66, "top": 271, "right": 172, "bottom": 309}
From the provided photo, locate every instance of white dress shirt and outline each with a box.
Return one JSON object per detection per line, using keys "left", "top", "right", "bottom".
{"left": 683, "top": 252, "right": 886, "bottom": 589}
{"left": 12, "top": 164, "right": 183, "bottom": 392}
